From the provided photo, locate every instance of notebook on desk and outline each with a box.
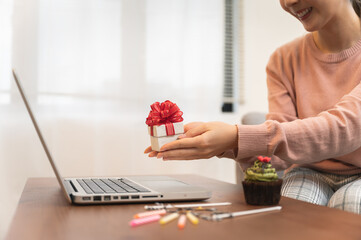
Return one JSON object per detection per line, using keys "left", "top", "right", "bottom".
{"left": 12, "top": 69, "right": 211, "bottom": 205}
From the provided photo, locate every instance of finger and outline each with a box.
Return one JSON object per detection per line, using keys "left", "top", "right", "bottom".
{"left": 161, "top": 148, "right": 206, "bottom": 160}
{"left": 148, "top": 151, "right": 158, "bottom": 157}
{"left": 144, "top": 146, "right": 153, "bottom": 153}
{"left": 177, "top": 134, "right": 187, "bottom": 139}
{"left": 184, "top": 122, "right": 203, "bottom": 132}
{"left": 184, "top": 124, "right": 208, "bottom": 138}
{"left": 156, "top": 152, "right": 163, "bottom": 158}
{"left": 178, "top": 122, "right": 205, "bottom": 139}
{"left": 160, "top": 136, "right": 202, "bottom": 151}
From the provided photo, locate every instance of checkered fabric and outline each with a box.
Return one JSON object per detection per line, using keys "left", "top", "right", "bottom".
{"left": 281, "top": 167, "right": 361, "bottom": 214}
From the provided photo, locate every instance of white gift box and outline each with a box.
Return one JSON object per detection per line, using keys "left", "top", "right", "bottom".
{"left": 148, "top": 122, "right": 184, "bottom": 151}
{"left": 148, "top": 122, "right": 184, "bottom": 137}
{"left": 150, "top": 134, "right": 182, "bottom": 152}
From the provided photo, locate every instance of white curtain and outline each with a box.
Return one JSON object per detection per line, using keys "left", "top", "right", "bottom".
{"left": 6, "top": 0, "right": 224, "bottom": 113}
{"left": 0, "top": 0, "right": 12, "bottom": 104}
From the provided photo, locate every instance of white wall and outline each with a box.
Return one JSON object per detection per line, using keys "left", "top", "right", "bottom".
{"left": 0, "top": 0, "right": 306, "bottom": 238}
{"left": 242, "top": 0, "right": 305, "bottom": 112}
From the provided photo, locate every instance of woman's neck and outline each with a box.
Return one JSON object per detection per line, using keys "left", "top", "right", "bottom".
{"left": 313, "top": 7, "right": 361, "bottom": 53}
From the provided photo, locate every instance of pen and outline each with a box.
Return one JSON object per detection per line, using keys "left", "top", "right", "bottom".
{"left": 145, "top": 202, "right": 231, "bottom": 210}
{"left": 212, "top": 206, "right": 282, "bottom": 221}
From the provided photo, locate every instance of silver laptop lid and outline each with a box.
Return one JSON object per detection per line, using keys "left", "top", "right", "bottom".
{"left": 12, "top": 69, "right": 72, "bottom": 203}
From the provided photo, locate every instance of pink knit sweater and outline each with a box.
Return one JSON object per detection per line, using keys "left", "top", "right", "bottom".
{"left": 229, "top": 33, "right": 361, "bottom": 175}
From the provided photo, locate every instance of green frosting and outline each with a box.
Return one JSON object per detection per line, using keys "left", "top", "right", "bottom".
{"left": 244, "top": 159, "right": 278, "bottom": 182}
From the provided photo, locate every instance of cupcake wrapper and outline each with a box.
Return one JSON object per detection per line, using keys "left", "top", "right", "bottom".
{"left": 242, "top": 179, "right": 283, "bottom": 205}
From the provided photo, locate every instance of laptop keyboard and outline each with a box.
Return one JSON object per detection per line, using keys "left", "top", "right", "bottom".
{"left": 76, "top": 178, "right": 150, "bottom": 194}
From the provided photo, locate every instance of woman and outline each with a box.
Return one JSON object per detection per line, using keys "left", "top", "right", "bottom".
{"left": 145, "top": 0, "right": 361, "bottom": 214}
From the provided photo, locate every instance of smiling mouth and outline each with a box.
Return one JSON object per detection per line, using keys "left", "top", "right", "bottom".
{"left": 295, "top": 7, "right": 312, "bottom": 20}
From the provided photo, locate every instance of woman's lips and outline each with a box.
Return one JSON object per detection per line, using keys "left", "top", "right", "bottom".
{"left": 294, "top": 7, "right": 312, "bottom": 21}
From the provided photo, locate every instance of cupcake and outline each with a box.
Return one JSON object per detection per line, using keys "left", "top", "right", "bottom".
{"left": 242, "top": 156, "right": 282, "bottom": 205}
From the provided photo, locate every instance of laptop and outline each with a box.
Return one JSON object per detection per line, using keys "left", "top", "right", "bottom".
{"left": 12, "top": 69, "right": 211, "bottom": 205}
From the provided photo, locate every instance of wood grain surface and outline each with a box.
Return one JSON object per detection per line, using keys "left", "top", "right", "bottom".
{"left": 6, "top": 175, "right": 361, "bottom": 240}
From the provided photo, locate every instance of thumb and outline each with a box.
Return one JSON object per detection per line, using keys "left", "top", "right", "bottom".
{"left": 179, "top": 123, "right": 207, "bottom": 139}
{"left": 184, "top": 121, "right": 203, "bottom": 132}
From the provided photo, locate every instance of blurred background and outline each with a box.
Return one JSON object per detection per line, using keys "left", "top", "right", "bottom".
{"left": 0, "top": 0, "right": 304, "bottom": 238}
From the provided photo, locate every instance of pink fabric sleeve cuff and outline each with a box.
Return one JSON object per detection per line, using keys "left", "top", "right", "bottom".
{"left": 235, "top": 123, "right": 269, "bottom": 160}
{"left": 217, "top": 123, "right": 270, "bottom": 170}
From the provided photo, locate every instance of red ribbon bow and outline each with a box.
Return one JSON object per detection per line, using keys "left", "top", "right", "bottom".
{"left": 146, "top": 100, "right": 183, "bottom": 136}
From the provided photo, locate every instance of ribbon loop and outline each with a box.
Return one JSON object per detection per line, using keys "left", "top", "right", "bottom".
{"left": 146, "top": 100, "right": 183, "bottom": 127}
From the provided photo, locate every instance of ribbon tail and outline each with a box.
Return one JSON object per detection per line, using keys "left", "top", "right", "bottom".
{"left": 165, "top": 122, "right": 175, "bottom": 136}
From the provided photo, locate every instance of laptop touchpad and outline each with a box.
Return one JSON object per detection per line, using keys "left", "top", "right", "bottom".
{"left": 138, "top": 179, "right": 198, "bottom": 192}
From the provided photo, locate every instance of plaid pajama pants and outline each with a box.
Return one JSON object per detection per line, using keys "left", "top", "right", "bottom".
{"left": 281, "top": 167, "right": 361, "bottom": 214}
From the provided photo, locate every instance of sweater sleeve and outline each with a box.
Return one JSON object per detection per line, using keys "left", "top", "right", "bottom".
{"left": 266, "top": 48, "right": 298, "bottom": 123}
{"left": 235, "top": 48, "right": 298, "bottom": 170}
{"left": 235, "top": 43, "right": 361, "bottom": 168}
{"left": 235, "top": 82, "right": 361, "bottom": 165}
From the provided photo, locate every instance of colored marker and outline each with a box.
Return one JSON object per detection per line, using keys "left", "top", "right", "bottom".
{"left": 133, "top": 209, "right": 167, "bottom": 219}
{"left": 178, "top": 214, "right": 186, "bottom": 229}
{"left": 129, "top": 215, "right": 161, "bottom": 227}
{"left": 159, "top": 212, "right": 179, "bottom": 225}
{"left": 145, "top": 202, "right": 231, "bottom": 210}
{"left": 186, "top": 211, "right": 199, "bottom": 225}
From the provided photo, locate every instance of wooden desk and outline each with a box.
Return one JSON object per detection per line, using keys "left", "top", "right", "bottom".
{"left": 6, "top": 175, "right": 361, "bottom": 240}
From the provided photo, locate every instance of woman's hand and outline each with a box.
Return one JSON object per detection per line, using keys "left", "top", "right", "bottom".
{"left": 144, "top": 121, "right": 238, "bottom": 160}
{"left": 144, "top": 122, "right": 203, "bottom": 158}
